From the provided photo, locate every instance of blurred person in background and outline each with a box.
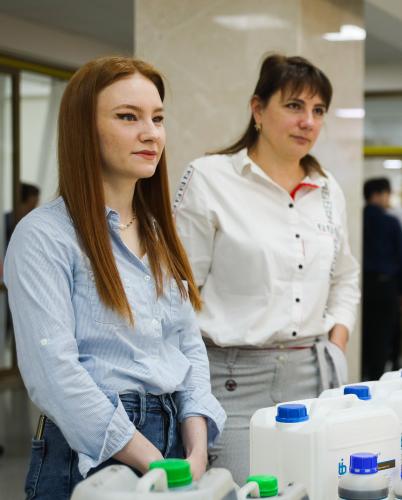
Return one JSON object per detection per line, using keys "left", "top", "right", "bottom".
{"left": 5, "top": 183, "right": 40, "bottom": 246}
{"left": 362, "top": 177, "right": 402, "bottom": 380}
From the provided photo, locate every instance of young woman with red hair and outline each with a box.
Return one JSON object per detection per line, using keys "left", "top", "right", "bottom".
{"left": 4, "top": 56, "right": 225, "bottom": 500}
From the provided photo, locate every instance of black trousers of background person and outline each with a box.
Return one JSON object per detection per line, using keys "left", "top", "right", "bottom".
{"left": 362, "top": 272, "right": 400, "bottom": 380}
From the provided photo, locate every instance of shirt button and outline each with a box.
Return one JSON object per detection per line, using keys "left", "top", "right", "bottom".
{"left": 144, "top": 275, "right": 151, "bottom": 281}
{"left": 298, "top": 264, "right": 303, "bottom": 269}
{"left": 225, "top": 379, "right": 237, "bottom": 391}
{"left": 40, "top": 338, "right": 48, "bottom": 346}
{"left": 292, "top": 331, "right": 297, "bottom": 337}
{"left": 152, "top": 319, "right": 159, "bottom": 327}
{"left": 295, "top": 234, "right": 300, "bottom": 238}
{"left": 295, "top": 298, "right": 300, "bottom": 303}
{"left": 288, "top": 203, "right": 294, "bottom": 208}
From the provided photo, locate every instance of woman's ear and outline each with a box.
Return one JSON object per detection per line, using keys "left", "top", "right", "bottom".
{"left": 250, "top": 95, "right": 263, "bottom": 124}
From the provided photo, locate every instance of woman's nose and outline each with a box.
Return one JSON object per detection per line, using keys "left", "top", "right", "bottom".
{"left": 139, "top": 121, "right": 159, "bottom": 141}
{"left": 300, "top": 111, "right": 314, "bottom": 129}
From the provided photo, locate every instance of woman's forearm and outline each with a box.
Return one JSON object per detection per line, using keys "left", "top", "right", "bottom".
{"left": 329, "top": 324, "right": 349, "bottom": 353}
{"left": 114, "top": 430, "right": 163, "bottom": 473}
{"left": 181, "top": 416, "right": 208, "bottom": 480}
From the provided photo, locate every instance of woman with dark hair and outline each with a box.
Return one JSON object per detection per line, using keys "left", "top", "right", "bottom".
{"left": 4, "top": 56, "right": 224, "bottom": 499}
{"left": 174, "top": 54, "right": 359, "bottom": 483}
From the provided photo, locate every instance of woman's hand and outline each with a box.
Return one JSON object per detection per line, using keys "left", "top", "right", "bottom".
{"left": 114, "top": 431, "right": 163, "bottom": 474}
{"left": 329, "top": 324, "right": 349, "bottom": 353}
{"left": 181, "top": 416, "right": 208, "bottom": 481}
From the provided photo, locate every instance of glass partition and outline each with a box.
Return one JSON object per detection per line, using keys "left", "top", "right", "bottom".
{"left": 0, "top": 74, "right": 13, "bottom": 369}
{"left": 0, "top": 56, "right": 72, "bottom": 380}
{"left": 21, "top": 71, "right": 67, "bottom": 203}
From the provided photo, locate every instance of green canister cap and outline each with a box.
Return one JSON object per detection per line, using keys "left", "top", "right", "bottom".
{"left": 246, "top": 475, "right": 278, "bottom": 497}
{"left": 149, "top": 458, "right": 193, "bottom": 488}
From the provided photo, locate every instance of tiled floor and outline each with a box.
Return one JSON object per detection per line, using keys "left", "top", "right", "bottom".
{"left": 0, "top": 387, "right": 32, "bottom": 500}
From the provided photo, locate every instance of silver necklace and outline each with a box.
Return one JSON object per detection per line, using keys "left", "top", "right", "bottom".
{"left": 118, "top": 214, "right": 137, "bottom": 230}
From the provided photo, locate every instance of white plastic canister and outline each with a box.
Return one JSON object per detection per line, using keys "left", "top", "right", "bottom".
{"left": 320, "top": 380, "right": 402, "bottom": 478}
{"left": 393, "top": 476, "right": 402, "bottom": 499}
{"left": 249, "top": 395, "right": 400, "bottom": 500}
{"left": 71, "top": 462, "right": 238, "bottom": 500}
{"left": 381, "top": 370, "right": 402, "bottom": 381}
{"left": 238, "top": 475, "right": 309, "bottom": 499}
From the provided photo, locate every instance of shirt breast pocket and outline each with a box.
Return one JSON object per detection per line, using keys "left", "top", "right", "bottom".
{"left": 317, "top": 233, "right": 335, "bottom": 273}
{"left": 88, "top": 271, "right": 129, "bottom": 326}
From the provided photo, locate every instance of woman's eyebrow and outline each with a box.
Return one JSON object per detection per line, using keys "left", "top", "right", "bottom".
{"left": 112, "top": 104, "right": 164, "bottom": 113}
{"left": 284, "top": 97, "right": 326, "bottom": 108}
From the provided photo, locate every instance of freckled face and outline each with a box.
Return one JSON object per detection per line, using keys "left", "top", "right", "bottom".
{"left": 253, "top": 88, "right": 327, "bottom": 160}
{"left": 96, "top": 73, "right": 166, "bottom": 181}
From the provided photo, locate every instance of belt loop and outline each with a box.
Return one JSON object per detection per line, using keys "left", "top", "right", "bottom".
{"left": 226, "top": 348, "right": 238, "bottom": 377}
{"left": 138, "top": 393, "right": 147, "bottom": 428}
{"left": 161, "top": 395, "right": 175, "bottom": 457}
{"left": 168, "top": 393, "right": 177, "bottom": 416}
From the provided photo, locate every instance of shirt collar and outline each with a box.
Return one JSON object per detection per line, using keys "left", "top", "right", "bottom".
{"left": 105, "top": 206, "right": 120, "bottom": 225}
{"left": 232, "top": 147, "right": 327, "bottom": 188}
{"left": 301, "top": 171, "right": 326, "bottom": 188}
{"left": 231, "top": 148, "right": 251, "bottom": 175}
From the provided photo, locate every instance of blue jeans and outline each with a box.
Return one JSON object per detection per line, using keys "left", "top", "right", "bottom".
{"left": 24, "top": 393, "right": 184, "bottom": 500}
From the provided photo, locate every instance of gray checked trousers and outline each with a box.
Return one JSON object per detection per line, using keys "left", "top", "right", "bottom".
{"left": 206, "top": 336, "right": 347, "bottom": 485}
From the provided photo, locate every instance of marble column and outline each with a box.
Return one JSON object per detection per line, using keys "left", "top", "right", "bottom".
{"left": 135, "top": 0, "right": 364, "bottom": 382}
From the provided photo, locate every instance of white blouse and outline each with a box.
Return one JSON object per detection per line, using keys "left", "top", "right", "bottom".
{"left": 174, "top": 148, "right": 360, "bottom": 347}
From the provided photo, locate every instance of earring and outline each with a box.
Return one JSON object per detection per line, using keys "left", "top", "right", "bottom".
{"left": 254, "top": 123, "right": 261, "bottom": 133}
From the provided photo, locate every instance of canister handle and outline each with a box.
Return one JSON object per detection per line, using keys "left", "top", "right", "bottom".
{"left": 136, "top": 468, "right": 168, "bottom": 492}
{"left": 237, "top": 480, "right": 260, "bottom": 499}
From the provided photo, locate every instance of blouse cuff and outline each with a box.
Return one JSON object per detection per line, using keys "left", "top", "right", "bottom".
{"left": 176, "top": 388, "right": 226, "bottom": 447}
{"left": 329, "top": 307, "right": 355, "bottom": 335}
{"left": 78, "top": 392, "right": 135, "bottom": 477}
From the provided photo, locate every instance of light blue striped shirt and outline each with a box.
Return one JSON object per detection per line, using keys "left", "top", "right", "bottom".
{"left": 4, "top": 197, "right": 225, "bottom": 477}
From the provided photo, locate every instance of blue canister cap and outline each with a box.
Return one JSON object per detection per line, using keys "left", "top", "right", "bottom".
{"left": 349, "top": 453, "right": 378, "bottom": 474}
{"left": 275, "top": 404, "right": 309, "bottom": 423}
{"left": 344, "top": 385, "right": 371, "bottom": 400}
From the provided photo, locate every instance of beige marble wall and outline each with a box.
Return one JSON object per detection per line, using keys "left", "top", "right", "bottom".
{"left": 299, "top": 0, "right": 364, "bottom": 382}
{"left": 135, "top": 0, "right": 364, "bottom": 382}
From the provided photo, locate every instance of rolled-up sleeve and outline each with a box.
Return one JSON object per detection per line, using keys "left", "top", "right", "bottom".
{"left": 4, "top": 215, "right": 135, "bottom": 477}
{"left": 173, "top": 298, "right": 226, "bottom": 446}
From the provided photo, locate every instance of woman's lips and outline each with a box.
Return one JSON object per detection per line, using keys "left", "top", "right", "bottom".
{"left": 291, "top": 135, "right": 311, "bottom": 144}
{"left": 133, "top": 151, "right": 157, "bottom": 159}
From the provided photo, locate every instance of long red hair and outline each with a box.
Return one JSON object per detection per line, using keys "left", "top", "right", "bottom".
{"left": 58, "top": 56, "right": 201, "bottom": 324}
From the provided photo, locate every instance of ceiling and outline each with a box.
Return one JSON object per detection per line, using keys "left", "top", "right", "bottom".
{"left": 0, "top": 0, "right": 133, "bottom": 52}
{"left": 0, "top": 0, "right": 401, "bottom": 65}
{"left": 365, "top": 0, "right": 402, "bottom": 64}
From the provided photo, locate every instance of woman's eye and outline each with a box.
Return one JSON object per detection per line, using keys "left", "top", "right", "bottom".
{"left": 153, "top": 115, "right": 164, "bottom": 123}
{"left": 286, "top": 102, "right": 301, "bottom": 110}
{"left": 314, "top": 107, "right": 325, "bottom": 116}
{"left": 117, "top": 113, "right": 137, "bottom": 121}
